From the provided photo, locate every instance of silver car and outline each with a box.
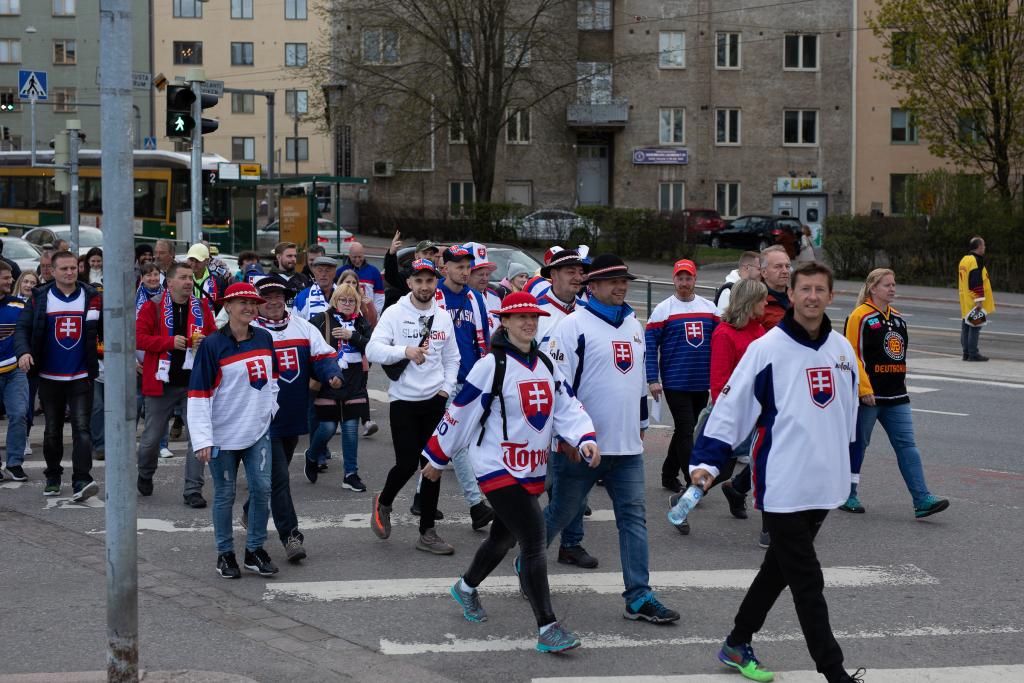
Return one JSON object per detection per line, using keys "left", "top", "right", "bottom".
{"left": 21, "top": 225, "right": 105, "bottom": 255}
{"left": 500, "top": 209, "right": 599, "bottom": 243}
{"left": 257, "top": 218, "right": 354, "bottom": 257}
{"left": 0, "top": 237, "right": 42, "bottom": 274}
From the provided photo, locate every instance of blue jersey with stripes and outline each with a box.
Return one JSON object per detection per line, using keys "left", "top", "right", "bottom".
{"left": 644, "top": 294, "right": 718, "bottom": 391}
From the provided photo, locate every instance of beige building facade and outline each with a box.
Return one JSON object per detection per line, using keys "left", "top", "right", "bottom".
{"left": 852, "top": 0, "right": 951, "bottom": 215}
{"left": 152, "top": 0, "right": 331, "bottom": 175}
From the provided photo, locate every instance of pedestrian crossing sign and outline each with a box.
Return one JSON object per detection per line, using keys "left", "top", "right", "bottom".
{"left": 18, "top": 70, "right": 48, "bottom": 101}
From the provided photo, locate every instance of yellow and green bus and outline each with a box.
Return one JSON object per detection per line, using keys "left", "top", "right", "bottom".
{"left": 0, "top": 149, "right": 232, "bottom": 240}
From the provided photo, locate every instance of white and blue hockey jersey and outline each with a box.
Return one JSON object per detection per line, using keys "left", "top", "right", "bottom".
{"left": 690, "top": 311, "right": 859, "bottom": 513}
{"left": 423, "top": 341, "right": 596, "bottom": 495}
{"left": 550, "top": 302, "right": 649, "bottom": 456}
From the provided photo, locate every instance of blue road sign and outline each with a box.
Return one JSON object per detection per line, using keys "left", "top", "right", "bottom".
{"left": 143, "top": 136, "right": 157, "bottom": 150}
{"left": 18, "top": 70, "right": 48, "bottom": 101}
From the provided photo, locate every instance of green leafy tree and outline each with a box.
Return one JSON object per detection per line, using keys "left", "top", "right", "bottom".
{"left": 869, "top": 0, "right": 1024, "bottom": 203}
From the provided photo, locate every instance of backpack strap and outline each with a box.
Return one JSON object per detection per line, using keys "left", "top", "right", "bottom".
{"left": 536, "top": 351, "right": 561, "bottom": 393}
{"left": 714, "top": 281, "right": 734, "bottom": 306}
{"left": 476, "top": 348, "right": 507, "bottom": 446}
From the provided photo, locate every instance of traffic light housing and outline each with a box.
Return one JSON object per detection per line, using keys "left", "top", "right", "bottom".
{"left": 165, "top": 84, "right": 219, "bottom": 139}
{"left": 52, "top": 131, "right": 70, "bottom": 193}
{"left": 0, "top": 92, "right": 14, "bottom": 112}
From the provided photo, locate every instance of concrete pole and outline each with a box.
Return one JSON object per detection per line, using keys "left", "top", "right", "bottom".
{"left": 189, "top": 78, "right": 204, "bottom": 245}
{"left": 68, "top": 119, "right": 81, "bottom": 253}
{"left": 99, "top": 0, "right": 139, "bottom": 680}
{"left": 267, "top": 92, "right": 275, "bottom": 222}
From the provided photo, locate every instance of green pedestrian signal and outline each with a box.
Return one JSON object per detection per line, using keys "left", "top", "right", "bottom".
{"left": 165, "top": 110, "right": 195, "bottom": 138}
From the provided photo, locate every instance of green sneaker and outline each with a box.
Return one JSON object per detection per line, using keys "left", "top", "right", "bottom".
{"left": 914, "top": 495, "right": 949, "bottom": 519}
{"left": 718, "top": 640, "right": 774, "bottom": 682}
{"left": 839, "top": 494, "right": 865, "bottom": 513}
{"left": 43, "top": 479, "right": 61, "bottom": 497}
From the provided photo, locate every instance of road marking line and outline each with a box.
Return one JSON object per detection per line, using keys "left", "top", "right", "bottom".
{"left": 906, "top": 373, "right": 1024, "bottom": 389}
{"left": 531, "top": 663, "right": 1024, "bottom": 682}
{"left": 911, "top": 408, "right": 969, "bottom": 417}
{"left": 905, "top": 386, "right": 939, "bottom": 394}
{"left": 88, "top": 510, "right": 620, "bottom": 535}
{"left": 265, "top": 564, "right": 935, "bottom": 603}
{"left": 368, "top": 389, "right": 391, "bottom": 403}
{"left": 19, "top": 461, "right": 107, "bottom": 469}
{"left": 44, "top": 496, "right": 104, "bottom": 510}
{"left": 381, "top": 625, "right": 1019, "bottom": 656}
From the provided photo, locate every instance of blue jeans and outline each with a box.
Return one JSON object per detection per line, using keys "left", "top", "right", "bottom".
{"left": 309, "top": 418, "right": 360, "bottom": 475}
{"left": 856, "top": 402, "right": 930, "bottom": 506}
{"left": 446, "top": 386, "right": 483, "bottom": 507}
{"left": 0, "top": 370, "right": 29, "bottom": 467}
{"left": 545, "top": 446, "right": 587, "bottom": 548}
{"left": 544, "top": 453, "right": 651, "bottom": 604}
{"left": 207, "top": 432, "right": 272, "bottom": 554}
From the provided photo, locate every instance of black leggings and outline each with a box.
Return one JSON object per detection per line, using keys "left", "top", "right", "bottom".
{"left": 379, "top": 396, "right": 446, "bottom": 535}
{"left": 464, "top": 485, "right": 556, "bottom": 628}
{"left": 661, "top": 389, "right": 709, "bottom": 481}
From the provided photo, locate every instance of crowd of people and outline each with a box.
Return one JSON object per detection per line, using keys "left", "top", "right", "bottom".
{"left": 0, "top": 229, "right": 987, "bottom": 683}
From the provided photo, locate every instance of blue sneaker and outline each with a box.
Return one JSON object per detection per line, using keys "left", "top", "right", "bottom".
{"left": 536, "top": 622, "right": 581, "bottom": 653}
{"left": 718, "top": 639, "right": 774, "bottom": 681}
{"left": 449, "top": 579, "right": 486, "bottom": 622}
{"left": 839, "top": 494, "right": 865, "bottom": 513}
{"left": 914, "top": 494, "right": 949, "bottom": 519}
{"left": 624, "top": 593, "right": 679, "bottom": 624}
{"left": 512, "top": 554, "right": 527, "bottom": 599}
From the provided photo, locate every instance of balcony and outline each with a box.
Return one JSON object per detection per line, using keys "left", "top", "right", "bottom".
{"left": 566, "top": 100, "right": 628, "bottom": 129}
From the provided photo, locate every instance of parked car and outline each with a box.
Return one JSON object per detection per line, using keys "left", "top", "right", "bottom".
{"left": 499, "top": 209, "right": 599, "bottom": 243}
{"left": 256, "top": 218, "right": 354, "bottom": 256}
{"left": 0, "top": 236, "right": 42, "bottom": 273}
{"left": 22, "top": 225, "right": 105, "bottom": 255}
{"left": 680, "top": 208, "right": 727, "bottom": 240}
{"left": 367, "top": 243, "right": 543, "bottom": 291}
{"left": 707, "top": 214, "right": 803, "bottom": 252}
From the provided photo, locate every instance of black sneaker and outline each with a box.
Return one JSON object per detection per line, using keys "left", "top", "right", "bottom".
{"left": 170, "top": 415, "right": 184, "bottom": 440}
{"left": 183, "top": 492, "right": 207, "bottom": 509}
{"left": 244, "top": 548, "right": 279, "bottom": 576}
{"left": 558, "top": 544, "right": 599, "bottom": 569}
{"left": 342, "top": 472, "right": 367, "bottom": 492}
{"left": 4, "top": 465, "right": 27, "bottom": 482}
{"left": 71, "top": 480, "right": 99, "bottom": 503}
{"left": 318, "top": 463, "right": 328, "bottom": 473}
{"left": 721, "top": 480, "right": 748, "bottom": 519}
{"left": 410, "top": 492, "right": 444, "bottom": 520}
{"left": 584, "top": 504, "right": 592, "bottom": 517}
{"left": 966, "top": 354, "right": 989, "bottom": 362}
{"left": 662, "top": 477, "right": 684, "bottom": 493}
{"left": 137, "top": 476, "right": 153, "bottom": 497}
{"left": 624, "top": 593, "right": 680, "bottom": 624}
{"left": 303, "top": 451, "right": 318, "bottom": 484}
{"left": 216, "top": 552, "right": 241, "bottom": 579}
{"left": 470, "top": 501, "right": 494, "bottom": 530}
{"left": 0, "top": 467, "right": 4, "bottom": 481}
{"left": 834, "top": 667, "right": 867, "bottom": 682}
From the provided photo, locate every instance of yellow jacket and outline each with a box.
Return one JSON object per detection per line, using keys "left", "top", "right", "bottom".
{"left": 958, "top": 253, "right": 995, "bottom": 318}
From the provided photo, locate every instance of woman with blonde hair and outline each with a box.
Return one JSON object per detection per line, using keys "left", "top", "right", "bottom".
{"left": 14, "top": 271, "right": 38, "bottom": 300}
{"left": 842, "top": 268, "right": 948, "bottom": 518}
{"left": 307, "top": 282, "right": 372, "bottom": 491}
{"left": 337, "top": 269, "right": 378, "bottom": 328}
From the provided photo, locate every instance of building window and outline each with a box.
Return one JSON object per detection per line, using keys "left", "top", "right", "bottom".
{"left": 53, "top": 39, "right": 76, "bottom": 65}
{"left": 231, "top": 0, "right": 253, "bottom": 19}
{"left": 449, "top": 113, "right": 466, "bottom": 144}
{"left": 658, "top": 32, "right": 685, "bottom": 69}
{"left": 0, "top": 1, "right": 20, "bottom": 16}
{"left": 890, "top": 109, "right": 918, "bottom": 143}
{"left": 578, "top": 62, "right": 613, "bottom": 104}
{"left": 285, "top": 43, "right": 308, "bottom": 67}
{"left": 784, "top": 33, "right": 818, "bottom": 70}
{"left": 578, "top": 0, "right": 611, "bottom": 30}
{"left": 54, "top": 87, "right": 76, "bottom": 113}
{"left": 957, "top": 112, "right": 983, "bottom": 143}
{"left": 889, "top": 173, "right": 916, "bottom": 215}
{"left": 716, "top": 108, "right": 740, "bottom": 145}
{"left": 173, "top": 41, "right": 202, "bottom": 65}
{"left": 52, "top": 0, "right": 74, "bottom": 16}
{"left": 716, "top": 182, "right": 740, "bottom": 219}
{"left": 505, "top": 32, "right": 530, "bottom": 68}
{"left": 449, "top": 29, "right": 473, "bottom": 66}
{"left": 450, "top": 181, "right": 475, "bottom": 213}
{"left": 285, "top": 0, "right": 306, "bottom": 20}
{"left": 716, "top": 32, "right": 741, "bottom": 69}
{"left": 506, "top": 109, "right": 530, "bottom": 144}
{"left": 231, "top": 92, "right": 254, "bottom": 114}
{"left": 231, "top": 137, "right": 255, "bottom": 161}
{"left": 230, "top": 42, "right": 254, "bottom": 66}
{"left": 784, "top": 109, "right": 818, "bottom": 145}
{"left": 286, "top": 137, "right": 308, "bottom": 161}
{"left": 659, "top": 108, "right": 685, "bottom": 145}
{"left": 890, "top": 32, "right": 916, "bottom": 68}
{"left": 659, "top": 182, "right": 684, "bottom": 212}
{"left": 363, "top": 28, "right": 399, "bottom": 65}
{"left": 173, "top": 0, "right": 202, "bottom": 18}
{"left": 285, "top": 90, "right": 308, "bottom": 115}
{"left": 0, "top": 39, "right": 21, "bottom": 64}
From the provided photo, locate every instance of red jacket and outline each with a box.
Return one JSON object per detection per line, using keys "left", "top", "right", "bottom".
{"left": 710, "top": 318, "right": 765, "bottom": 402}
{"left": 760, "top": 288, "right": 789, "bottom": 330}
{"left": 137, "top": 295, "right": 217, "bottom": 397}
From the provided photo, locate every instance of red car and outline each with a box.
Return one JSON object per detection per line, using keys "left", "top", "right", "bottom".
{"left": 681, "top": 208, "right": 727, "bottom": 240}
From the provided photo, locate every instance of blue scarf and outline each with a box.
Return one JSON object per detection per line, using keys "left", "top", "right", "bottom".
{"left": 585, "top": 298, "right": 633, "bottom": 327}
{"left": 135, "top": 284, "right": 163, "bottom": 313}
{"left": 156, "top": 289, "right": 204, "bottom": 382}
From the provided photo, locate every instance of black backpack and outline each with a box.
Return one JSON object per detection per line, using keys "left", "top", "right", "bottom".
{"left": 476, "top": 347, "right": 560, "bottom": 446}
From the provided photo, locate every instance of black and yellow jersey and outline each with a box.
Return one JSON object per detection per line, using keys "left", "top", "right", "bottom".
{"left": 844, "top": 302, "right": 909, "bottom": 405}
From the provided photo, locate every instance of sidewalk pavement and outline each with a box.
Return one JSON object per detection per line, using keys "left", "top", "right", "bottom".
{"left": 0, "top": 673, "right": 256, "bottom": 683}
{"left": 907, "top": 356, "right": 1024, "bottom": 385}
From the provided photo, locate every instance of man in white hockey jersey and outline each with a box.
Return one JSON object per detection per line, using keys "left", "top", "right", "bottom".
{"left": 544, "top": 254, "right": 680, "bottom": 624}
{"left": 690, "top": 261, "right": 863, "bottom": 683}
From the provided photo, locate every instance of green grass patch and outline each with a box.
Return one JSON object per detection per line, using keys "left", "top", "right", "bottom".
{"left": 694, "top": 246, "right": 744, "bottom": 266}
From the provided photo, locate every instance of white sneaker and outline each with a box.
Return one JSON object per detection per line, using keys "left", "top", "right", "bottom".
{"left": 362, "top": 420, "right": 379, "bottom": 437}
{"left": 159, "top": 447, "right": 175, "bottom": 458}
{"left": 23, "top": 445, "right": 32, "bottom": 456}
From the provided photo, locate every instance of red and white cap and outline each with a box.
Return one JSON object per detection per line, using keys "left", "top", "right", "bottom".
{"left": 489, "top": 291, "right": 550, "bottom": 317}
{"left": 217, "top": 282, "right": 266, "bottom": 305}
{"left": 543, "top": 245, "right": 564, "bottom": 265}
{"left": 464, "top": 241, "right": 497, "bottom": 272}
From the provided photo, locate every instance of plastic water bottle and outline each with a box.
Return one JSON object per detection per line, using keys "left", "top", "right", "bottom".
{"left": 667, "top": 485, "right": 704, "bottom": 525}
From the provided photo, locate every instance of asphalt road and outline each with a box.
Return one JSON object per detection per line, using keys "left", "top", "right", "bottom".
{"left": 1, "top": 355, "right": 1022, "bottom": 680}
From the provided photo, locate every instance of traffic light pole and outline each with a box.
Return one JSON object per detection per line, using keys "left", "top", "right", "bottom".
{"left": 189, "top": 76, "right": 204, "bottom": 246}
{"left": 68, "top": 120, "right": 80, "bottom": 252}
{"left": 99, "top": 0, "right": 140, "bottom": 680}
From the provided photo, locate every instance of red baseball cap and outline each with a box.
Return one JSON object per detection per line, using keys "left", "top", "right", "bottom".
{"left": 673, "top": 259, "right": 697, "bottom": 276}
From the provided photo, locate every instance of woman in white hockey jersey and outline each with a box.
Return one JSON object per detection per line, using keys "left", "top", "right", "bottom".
{"left": 421, "top": 291, "right": 600, "bottom": 654}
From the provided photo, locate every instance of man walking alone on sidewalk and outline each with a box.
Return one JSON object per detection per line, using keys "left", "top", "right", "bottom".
{"left": 958, "top": 236, "right": 994, "bottom": 362}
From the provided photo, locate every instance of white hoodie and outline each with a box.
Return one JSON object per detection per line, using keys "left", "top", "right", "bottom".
{"left": 366, "top": 292, "right": 459, "bottom": 402}
{"left": 716, "top": 268, "right": 743, "bottom": 316}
